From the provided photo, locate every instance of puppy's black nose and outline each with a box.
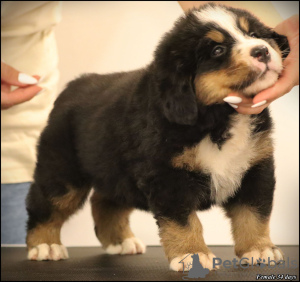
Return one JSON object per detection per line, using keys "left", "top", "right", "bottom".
{"left": 250, "top": 46, "right": 270, "bottom": 63}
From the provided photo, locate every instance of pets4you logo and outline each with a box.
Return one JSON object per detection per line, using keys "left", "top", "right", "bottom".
{"left": 179, "top": 254, "right": 298, "bottom": 280}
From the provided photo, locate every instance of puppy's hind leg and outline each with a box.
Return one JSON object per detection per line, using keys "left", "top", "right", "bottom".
{"left": 26, "top": 183, "right": 91, "bottom": 261}
{"left": 91, "top": 191, "right": 146, "bottom": 255}
{"left": 26, "top": 107, "right": 93, "bottom": 261}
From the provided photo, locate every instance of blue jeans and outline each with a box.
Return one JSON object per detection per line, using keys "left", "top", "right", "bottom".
{"left": 1, "top": 182, "right": 31, "bottom": 244}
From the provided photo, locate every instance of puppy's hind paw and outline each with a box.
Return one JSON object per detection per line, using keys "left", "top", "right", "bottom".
{"left": 28, "top": 243, "right": 69, "bottom": 261}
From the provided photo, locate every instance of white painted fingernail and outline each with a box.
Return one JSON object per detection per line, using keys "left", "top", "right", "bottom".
{"left": 228, "top": 103, "right": 238, "bottom": 109}
{"left": 18, "top": 73, "right": 38, "bottom": 84}
{"left": 251, "top": 100, "right": 267, "bottom": 108}
{"left": 223, "top": 96, "right": 242, "bottom": 104}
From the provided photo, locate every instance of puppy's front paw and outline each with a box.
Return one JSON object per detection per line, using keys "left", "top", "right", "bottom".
{"left": 28, "top": 243, "right": 69, "bottom": 261}
{"left": 105, "top": 237, "right": 146, "bottom": 255}
{"left": 170, "top": 252, "right": 219, "bottom": 272}
{"left": 241, "top": 246, "right": 284, "bottom": 266}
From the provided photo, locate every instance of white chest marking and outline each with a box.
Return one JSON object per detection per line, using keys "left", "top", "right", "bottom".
{"left": 194, "top": 115, "right": 255, "bottom": 204}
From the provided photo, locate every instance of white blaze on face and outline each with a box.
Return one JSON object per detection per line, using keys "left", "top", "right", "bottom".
{"left": 194, "top": 6, "right": 283, "bottom": 95}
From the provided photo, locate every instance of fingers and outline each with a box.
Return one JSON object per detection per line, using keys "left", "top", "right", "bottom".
{"left": 1, "top": 84, "right": 43, "bottom": 110}
{"left": 223, "top": 93, "right": 253, "bottom": 107}
{"left": 223, "top": 93, "right": 269, "bottom": 115}
{"left": 253, "top": 76, "right": 293, "bottom": 106}
{"left": 235, "top": 101, "right": 270, "bottom": 115}
{"left": 1, "top": 61, "right": 42, "bottom": 109}
{"left": 1, "top": 62, "right": 39, "bottom": 87}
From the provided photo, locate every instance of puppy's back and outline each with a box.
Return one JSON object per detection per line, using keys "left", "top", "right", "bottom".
{"left": 54, "top": 69, "right": 146, "bottom": 111}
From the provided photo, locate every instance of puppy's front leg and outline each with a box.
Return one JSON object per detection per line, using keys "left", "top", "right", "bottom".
{"left": 224, "top": 204, "right": 284, "bottom": 265}
{"left": 223, "top": 157, "right": 284, "bottom": 265}
{"left": 147, "top": 167, "right": 217, "bottom": 271}
{"left": 157, "top": 212, "right": 218, "bottom": 271}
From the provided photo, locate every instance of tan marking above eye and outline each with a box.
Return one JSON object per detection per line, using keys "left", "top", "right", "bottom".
{"left": 205, "top": 30, "right": 225, "bottom": 43}
{"left": 239, "top": 17, "right": 249, "bottom": 33}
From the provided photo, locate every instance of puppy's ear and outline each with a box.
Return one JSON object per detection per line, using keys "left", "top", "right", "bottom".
{"left": 153, "top": 13, "right": 200, "bottom": 125}
{"left": 271, "top": 31, "right": 290, "bottom": 59}
{"left": 160, "top": 76, "right": 198, "bottom": 125}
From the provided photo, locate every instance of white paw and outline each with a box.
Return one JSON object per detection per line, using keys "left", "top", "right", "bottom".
{"left": 170, "top": 252, "right": 219, "bottom": 272}
{"left": 241, "top": 247, "right": 284, "bottom": 265}
{"left": 106, "top": 237, "right": 146, "bottom": 255}
{"left": 28, "top": 243, "right": 69, "bottom": 261}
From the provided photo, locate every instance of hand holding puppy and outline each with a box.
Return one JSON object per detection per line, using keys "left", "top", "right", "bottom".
{"left": 225, "top": 15, "right": 299, "bottom": 114}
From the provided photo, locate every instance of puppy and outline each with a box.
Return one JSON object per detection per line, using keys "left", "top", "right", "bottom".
{"left": 26, "top": 3, "right": 289, "bottom": 271}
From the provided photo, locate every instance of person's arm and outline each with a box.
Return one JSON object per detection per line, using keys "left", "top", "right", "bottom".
{"left": 178, "top": 2, "right": 299, "bottom": 115}
{"left": 1, "top": 62, "right": 42, "bottom": 110}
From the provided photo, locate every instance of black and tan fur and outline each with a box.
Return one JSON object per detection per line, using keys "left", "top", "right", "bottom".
{"left": 26, "top": 3, "right": 289, "bottom": 270}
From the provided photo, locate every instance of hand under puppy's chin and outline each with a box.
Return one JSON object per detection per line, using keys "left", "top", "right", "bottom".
{"left": 242, "top": 70, "right": 280, "bottom": 97}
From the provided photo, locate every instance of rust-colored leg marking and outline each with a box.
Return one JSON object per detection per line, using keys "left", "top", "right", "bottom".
{"left": 27, "top": 186, "right": 90, "bottom": 249}
{"left": 158, "top": 212, "right": 218, "bottom": 271}
{"left": 90, "top": 191, "right": 134, "bottom": 248}
{"left": 225, "top": 204, "right": 272, "bottom": 257}
{"left": 224, "top": 204, "right": 283, "bottom": 265}
{"left": 158, "top": 212, "right": 210, "bottom": 261}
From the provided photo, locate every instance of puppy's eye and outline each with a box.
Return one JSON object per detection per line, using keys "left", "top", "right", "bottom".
{"left": 249, "top": 32, "right": 258, "bottom": 38}
{"left": 211, "top": 45, "right": 226, "bottom": 58}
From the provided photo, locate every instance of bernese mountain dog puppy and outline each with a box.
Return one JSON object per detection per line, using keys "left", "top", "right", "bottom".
{"left": 26, "top": 3, "right": 289, "bottom": 271}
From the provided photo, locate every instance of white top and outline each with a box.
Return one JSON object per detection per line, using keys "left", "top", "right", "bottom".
{"left": 1, "top": 1, "right": 62, "bottom": 183}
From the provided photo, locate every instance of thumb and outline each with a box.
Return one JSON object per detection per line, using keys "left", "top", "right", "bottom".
{"left": 1, "top": 61, "right": 38, "bottom": 86}
{"left": 253, "top": 74, "right": 293, "bottom": 104}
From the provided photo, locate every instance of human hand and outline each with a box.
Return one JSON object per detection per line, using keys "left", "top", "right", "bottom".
{"left": 1, "top": 61, "right": 43, "bottom": 110}
{"left": 223, "top": 14, "right": 299, "bottom": 115}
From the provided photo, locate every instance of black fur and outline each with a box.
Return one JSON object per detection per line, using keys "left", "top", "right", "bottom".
{"left": 26, "top": 4, "right": 289, "bottom": 231}
{"left": 223, "top": 156, "right": 276, "bottom": 219}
